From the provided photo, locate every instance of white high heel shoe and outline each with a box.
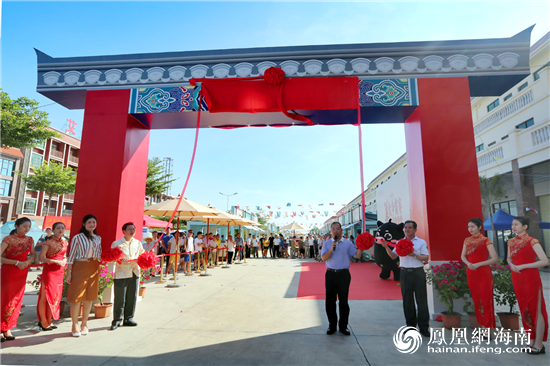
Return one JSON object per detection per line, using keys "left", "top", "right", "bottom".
{"left": 71, "top": 325, "right": 81, "bottom": 337}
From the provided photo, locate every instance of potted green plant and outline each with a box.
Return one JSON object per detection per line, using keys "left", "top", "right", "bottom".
{"left": 95, "top": 264, "right": 114, "bottom": 318}
{"left": 492, "top": 262, "right": 519, "bottom": 330}
{"left": 426, "top": 261, "right": 469, "bottom": 329}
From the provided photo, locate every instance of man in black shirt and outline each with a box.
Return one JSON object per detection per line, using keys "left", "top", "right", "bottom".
{"left": 268, "top": 234, "right": 275, "bottom": 258}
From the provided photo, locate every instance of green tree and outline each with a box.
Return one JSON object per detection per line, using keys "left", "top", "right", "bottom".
{"left": 150, "top": 215, "right": 186, "bottom": 230}
{"left": 146, "top": 158, "right": 177, "bottom": 197}
{"left": 479, "top": 173, "right": 506, "bottom": 253}
{"left": 254, "top": 209, "right": 270, "bottom": 230}
{"left": 1, "top": 89, "right": 59, "bottom": 149}
{"left": 16, "top": 161, "right": 76, "bottom": 215}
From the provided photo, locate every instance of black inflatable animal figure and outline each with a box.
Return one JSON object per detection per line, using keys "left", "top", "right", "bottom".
{"left": 373, "top": 219, "right": 404, "bottom": 281}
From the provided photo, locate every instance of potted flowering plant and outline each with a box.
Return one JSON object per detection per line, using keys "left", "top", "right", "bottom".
{"left": 492, "top": 262, "right": 519, "bottom": 330}
{"left": 426, "top": 261, "right": 469, "bottom": 329}
{"left": 27, "top": 274, "right": 42, "bottom": 292}
{"left": 95, "top": 263, "right": 114, "bottom": 318}
{"left": 139, "top": 266, "right": 161, "bottom": 298}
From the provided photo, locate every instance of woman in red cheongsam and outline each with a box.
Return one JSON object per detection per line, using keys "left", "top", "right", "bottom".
{"left": 461, "top": 218, "right": 498, "bottom": 329}
{"left": 36, "top": 222, "right": 68, "bottom": 331}
{"left": 508, "top": 216, "right": 549, "bottom": 355}
{"left": 1, "top": 217, "right": 35, "bottom": 342}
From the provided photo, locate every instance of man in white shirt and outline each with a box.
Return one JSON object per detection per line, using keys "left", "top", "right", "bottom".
{"left": 184, "top": 230, "right": 194, "bottom": 275}
{"left": 206, "top": 233, "right": 216, "bottom": 267}
{"left": 382, "top": 220, "right": 430, "bottom": 338}
{"left": 167, "top": 231, "right": 181, "bottom": 279}
{"left": 308, "top": 236, "right": 315, "bottom": 258}
{"left": 194, "top": 232, "right": 204, "bottom": 273}
{"left": 110, "top": 222, "right": 145, "bottom": 330}
{"left": 273, "top": 235, "right": 280, "bottom": 259}
{"left": 219, "top": 235, "right": 227, "bottom": 263}
{"left": 252, "top": 235, "right": 259, "bottom": 258}
{"left": 246, "top": 234, "right": 252, "bottom": 259}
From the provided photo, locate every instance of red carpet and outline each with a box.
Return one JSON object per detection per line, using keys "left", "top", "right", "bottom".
{"left": 297, "top": 262, "right": 402, "bottom": 300}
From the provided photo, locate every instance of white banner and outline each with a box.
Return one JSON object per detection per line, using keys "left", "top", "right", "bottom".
{"left": 376, "top": 168, "right": 410, "bottom": 224}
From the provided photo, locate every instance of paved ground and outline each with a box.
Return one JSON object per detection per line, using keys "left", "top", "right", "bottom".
{"left": 1, "top": 258, "right": 549, "bottom": 366}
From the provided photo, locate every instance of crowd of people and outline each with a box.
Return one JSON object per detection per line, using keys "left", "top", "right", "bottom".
{"left": 148, "top": 230, "right": 338, "bottom": 278}
{"left": 0, "top": 214, "right": 548, "bottom": 356}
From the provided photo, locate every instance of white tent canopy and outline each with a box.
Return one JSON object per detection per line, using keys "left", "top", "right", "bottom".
{"left": 279, "top": 222, "right": 310, "bottom": 231}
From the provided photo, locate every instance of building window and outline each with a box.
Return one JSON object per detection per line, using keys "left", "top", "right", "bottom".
{"left": 35, "top": 140, "right": 46, "bottom": 149}
{"left": 0, "top": 179, "right": 12, "bottom": 196}
{"left": 516, "top": 118, "right": 534, "bottom": 129}
{"left": 501, "top": 135, "right": 509, "bottom": 140}
{"left": 0, "top": 159, "right": 15, "bottom": 177}
{"left": 30, "top": 153, "right": 43, "bottom": 169}
{"left": 488, "top": 141, "right": 496, "bottom": 147}
{"left": 487, "top": 99, "right": 500, "bottom": 112}
{"left": 534, "top": 62, "right": 549, "bottom": 81}
{"left": 23, "top": 198, "right": 37, "bottom": 214}
{"left": 475, "top": 144, "right": 484, "bottom": 153}
{"left": 493, "top": 200, "right": 517, "bottom": 216}
{"left": 518, "top": 82, "right": 528, "bottom": 92}
{"left": 504, "top": 94, "right": 512, "bottom": 101}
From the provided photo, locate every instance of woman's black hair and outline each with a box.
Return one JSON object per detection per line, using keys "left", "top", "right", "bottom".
{"left": 468, "top": 218, "right": 483, "bottom": 229}
{"left": 79, "top": 214, "right": 98, "bottom": 240}
{"left": 10, "top": 217, "right": 32, "bottom": 235}
{"left": 52, "top": 222, "right": 66, "bottom": 231}
{"left": 513, "top": 216, "right": 530, "bottom": 229}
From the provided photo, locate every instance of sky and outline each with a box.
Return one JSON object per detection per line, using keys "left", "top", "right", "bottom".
{"left": 2, "top": 1, "right": 549, "bottom": 228}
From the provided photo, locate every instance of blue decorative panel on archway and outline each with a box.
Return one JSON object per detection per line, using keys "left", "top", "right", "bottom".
{"left": 359, "top": 79, "right": 418, "bottom": 107}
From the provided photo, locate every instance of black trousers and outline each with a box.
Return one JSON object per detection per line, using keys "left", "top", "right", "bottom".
{"left": 112, "top": 273, "right": 139, "bottom": 325}
{"left": 400, "top": 268, "right": 430, "bottom": 331}
{"left": 227, "top": 251, "right": 233, "bottom": 264}
{"left": 273, "top": 245, "right": 279, "bottom": 258}
{"left": 309, "top": 246, "right": 315, "bottom": 258}
{"left": 325, "top": 269, "right": 351, "bottom": 330}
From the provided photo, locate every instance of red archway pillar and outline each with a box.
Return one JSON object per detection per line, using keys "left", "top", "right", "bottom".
{"left": 405, "top": 77, "right": 483, "bottom": 317}
{"left": 70, "top": 90, "right": 150, "bottom": 250}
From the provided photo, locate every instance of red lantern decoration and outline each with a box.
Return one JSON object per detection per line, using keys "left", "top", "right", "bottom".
{"left": 263, "top": 67, "right": 285, "bottom": 85}
{"left": 356, "top": 232, "right": 375, "bottom": 251}
{"left": 395, "top": 238, "right": 415, "bottom": 257}
{"left": 101, "top": 246, "right": 123, "bottom": 263}
{"left": 137, "top": 251, "right": 157, "bottom": 269}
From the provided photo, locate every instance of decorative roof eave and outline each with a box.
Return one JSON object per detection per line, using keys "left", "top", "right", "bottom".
{"left": 36, "top": 26, "right": 534, "bottom": 109}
